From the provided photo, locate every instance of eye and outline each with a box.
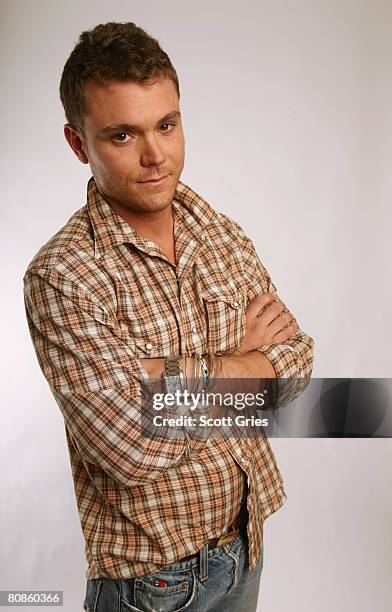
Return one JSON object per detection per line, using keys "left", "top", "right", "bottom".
{"left": 112, "top": 133, "right": 131, "bottom": 143}
{"left": 160, "top": 123, "right": 175, "bottom": 133}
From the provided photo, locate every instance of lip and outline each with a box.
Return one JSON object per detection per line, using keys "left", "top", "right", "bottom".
{"left": 138, "top": 175, "right": 169, "bottom": 184}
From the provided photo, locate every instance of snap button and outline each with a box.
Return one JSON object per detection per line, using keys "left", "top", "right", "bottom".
{"left": 145, "top": 342, "right": 153, "bottom": 350}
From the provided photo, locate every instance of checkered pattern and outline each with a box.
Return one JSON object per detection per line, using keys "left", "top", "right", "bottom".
{"left": 23, "top": 177, "right": 313, "bottom": 578}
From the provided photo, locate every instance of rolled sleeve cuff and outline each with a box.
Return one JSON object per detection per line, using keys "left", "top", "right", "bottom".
{"left": 256, "top": 344, "right": 311, "bottom": 407}
{"left": 256, "top": 344, "right": 301, "bottom": 379}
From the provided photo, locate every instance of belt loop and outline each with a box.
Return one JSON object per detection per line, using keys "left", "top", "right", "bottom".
{"left": 198, "top": 544, "right": 209, "bottom": 582}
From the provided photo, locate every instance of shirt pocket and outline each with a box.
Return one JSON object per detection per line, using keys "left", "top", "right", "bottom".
{"left": 114, "top": 272, "right": 179, "bottom": 358}
{"left": 118, "top": 317, "right": 178, "bottom": 359}
{"left": 201, "top": 284, "right": 246, "bottom": 355}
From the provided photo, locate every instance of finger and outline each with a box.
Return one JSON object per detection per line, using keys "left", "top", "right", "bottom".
{"left": 246, "top": 293, "right": 277, "bottom": 318}
{"left": 267, "top": 312, "right": 294, "bottom": 337}
{"left": 258, "top": 300, "right": 288, "bottom": 326}
{"left": 272, "top": 320, "right": 299, "bottom": 343}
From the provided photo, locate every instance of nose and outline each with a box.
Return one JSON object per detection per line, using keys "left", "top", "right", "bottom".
{"left": 140, "top": 135, "right": 166, "bottom": 168}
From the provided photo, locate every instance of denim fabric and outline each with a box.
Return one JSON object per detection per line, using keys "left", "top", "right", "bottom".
{"left": 83, "top": 528, "right": 263, "bottom": 611}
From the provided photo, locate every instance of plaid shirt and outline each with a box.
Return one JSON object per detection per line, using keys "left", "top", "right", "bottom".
{"left": 23, "top": 178, "right": 313, "bottom": 579}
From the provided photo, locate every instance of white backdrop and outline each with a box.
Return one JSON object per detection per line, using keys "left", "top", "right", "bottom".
{"left": 1, "top": 1, "right": 391, "bottom": 610}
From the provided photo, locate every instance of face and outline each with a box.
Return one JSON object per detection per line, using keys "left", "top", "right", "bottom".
{"left": 65, "top": 75, "right": 185, "bottom": 216}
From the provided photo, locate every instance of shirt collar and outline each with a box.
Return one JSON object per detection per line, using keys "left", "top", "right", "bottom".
{"left": 87, "top": 176, "right": 219, "bottom": 259}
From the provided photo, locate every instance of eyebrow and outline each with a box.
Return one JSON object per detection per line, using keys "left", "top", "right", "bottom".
{"left": 99, "top": 111, "right": 181, "bottom": 135}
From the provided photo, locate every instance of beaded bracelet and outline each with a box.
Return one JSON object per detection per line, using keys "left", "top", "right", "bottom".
{"left": 190, "top": 352, "right": 219, "bottom": 393}
{"left": 193, "top": 354, "right": 206, "bottom": 391}
{"left": 207, "top": 353, "right": 216, "bottom": 384}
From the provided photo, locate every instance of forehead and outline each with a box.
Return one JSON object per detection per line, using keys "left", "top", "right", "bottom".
{"left": 83, "top": 76, "right": 179, "bottom": 129}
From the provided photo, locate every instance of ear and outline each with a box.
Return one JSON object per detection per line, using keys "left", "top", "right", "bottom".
{"left": 64, "top": 124, "right": 89, "bottom": 164}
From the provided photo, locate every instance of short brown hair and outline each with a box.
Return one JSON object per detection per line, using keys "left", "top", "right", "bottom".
{"left": 59, "top": 22, "right": 180, "bottom": 129}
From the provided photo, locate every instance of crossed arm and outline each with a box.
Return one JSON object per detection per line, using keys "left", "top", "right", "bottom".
{"left": 142, "top": 224, "right": 313, "bottom": 382}
{"left": 23, "top": 230, "right": 313, "bottom": 487}
{"left": 141, "top": 292, "right": 298, "bottom": 380}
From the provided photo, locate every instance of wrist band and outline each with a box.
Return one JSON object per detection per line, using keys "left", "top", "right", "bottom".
{"left": 207, "top": 353, "right": 216, "bottom": 383}
{"left": 192, "top": 354, "right": 209, "bottom": 391}
{"left": 191, "top": 352, "right": 218, "bottom": 392}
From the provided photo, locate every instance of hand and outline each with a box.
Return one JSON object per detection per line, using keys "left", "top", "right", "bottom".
{"left": 139, "top": 357, "right": 165, "bottom": 379}
{"left": 236, "top": 293, "right": 298, "bottom": 354}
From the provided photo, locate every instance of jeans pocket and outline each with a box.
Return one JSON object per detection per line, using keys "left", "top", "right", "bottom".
{"left": 83, "top": 579, "right": 102, "bottom": 612}
{"left": 120, "top": 568, "right": 197, "bottom": 612}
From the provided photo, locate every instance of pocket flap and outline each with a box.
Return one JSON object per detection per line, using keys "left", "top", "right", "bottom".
{"left": 201, "top": 287, "right": 243, "bottom": 309}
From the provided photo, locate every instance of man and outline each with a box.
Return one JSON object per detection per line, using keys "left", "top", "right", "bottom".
{"left": 23, "top": 22, "right": 313, "bottom": 612}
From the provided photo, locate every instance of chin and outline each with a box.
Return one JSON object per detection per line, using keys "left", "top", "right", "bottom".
{"left": 124, "top": 193, "right": 169, "bottom": 212}
{"left": 145, "top": 197, "right": 173, "bottom": 212}
{"left": 136, "top": 185, "right": 176, "bottom": 209}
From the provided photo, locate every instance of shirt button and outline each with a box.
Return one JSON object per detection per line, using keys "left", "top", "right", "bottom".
{"left": 145, "top": 342, "right": 153, "bottom": 351}
{"left": 192, "top": 327, "right": 197, "bottom": 334}
{"left": 232, "top": 301, "right": 240, "bottom": 308}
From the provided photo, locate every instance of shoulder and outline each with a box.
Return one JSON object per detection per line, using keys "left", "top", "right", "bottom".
{"left": 23, "top": 193, "right": 124, "bottom": 320}
{"left": 23, "top": 204, "right": 116, "bottom": 321}
{"left": 24, "top": 205, "right": 93, "bottom": 278}
{"left": 22, "top": 204, "right": 114, "bottom": 309}
{"left": 214, "top": 211, "right": 248, "bottom": 242}
{"left": 175, "top": 180, "right": 249, "bottom": 245}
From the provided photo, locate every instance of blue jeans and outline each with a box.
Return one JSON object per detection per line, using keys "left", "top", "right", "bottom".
{"left": 83, "top": 528, "right": 263, "bottom": 611}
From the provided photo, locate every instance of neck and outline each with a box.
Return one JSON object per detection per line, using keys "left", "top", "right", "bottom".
{"left": 105, "top": 197, "right": 175, "bottom": 244}
{"left": 107, "top": 198, "right": 177, "bottom": 265}
{"left": 119, "top": 206, "right": 174, "bottom": 243}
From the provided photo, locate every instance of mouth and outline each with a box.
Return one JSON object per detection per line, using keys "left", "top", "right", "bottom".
{"left": 138, "top": 174, "right": 169, "bottom": 185}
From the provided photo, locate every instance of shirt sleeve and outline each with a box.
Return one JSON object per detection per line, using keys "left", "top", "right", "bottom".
{"left": 235, "top": 222, "right": 314, "bottom": 382}
{"left": 23, "top": 269, "right": 197, "bottom": 488}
